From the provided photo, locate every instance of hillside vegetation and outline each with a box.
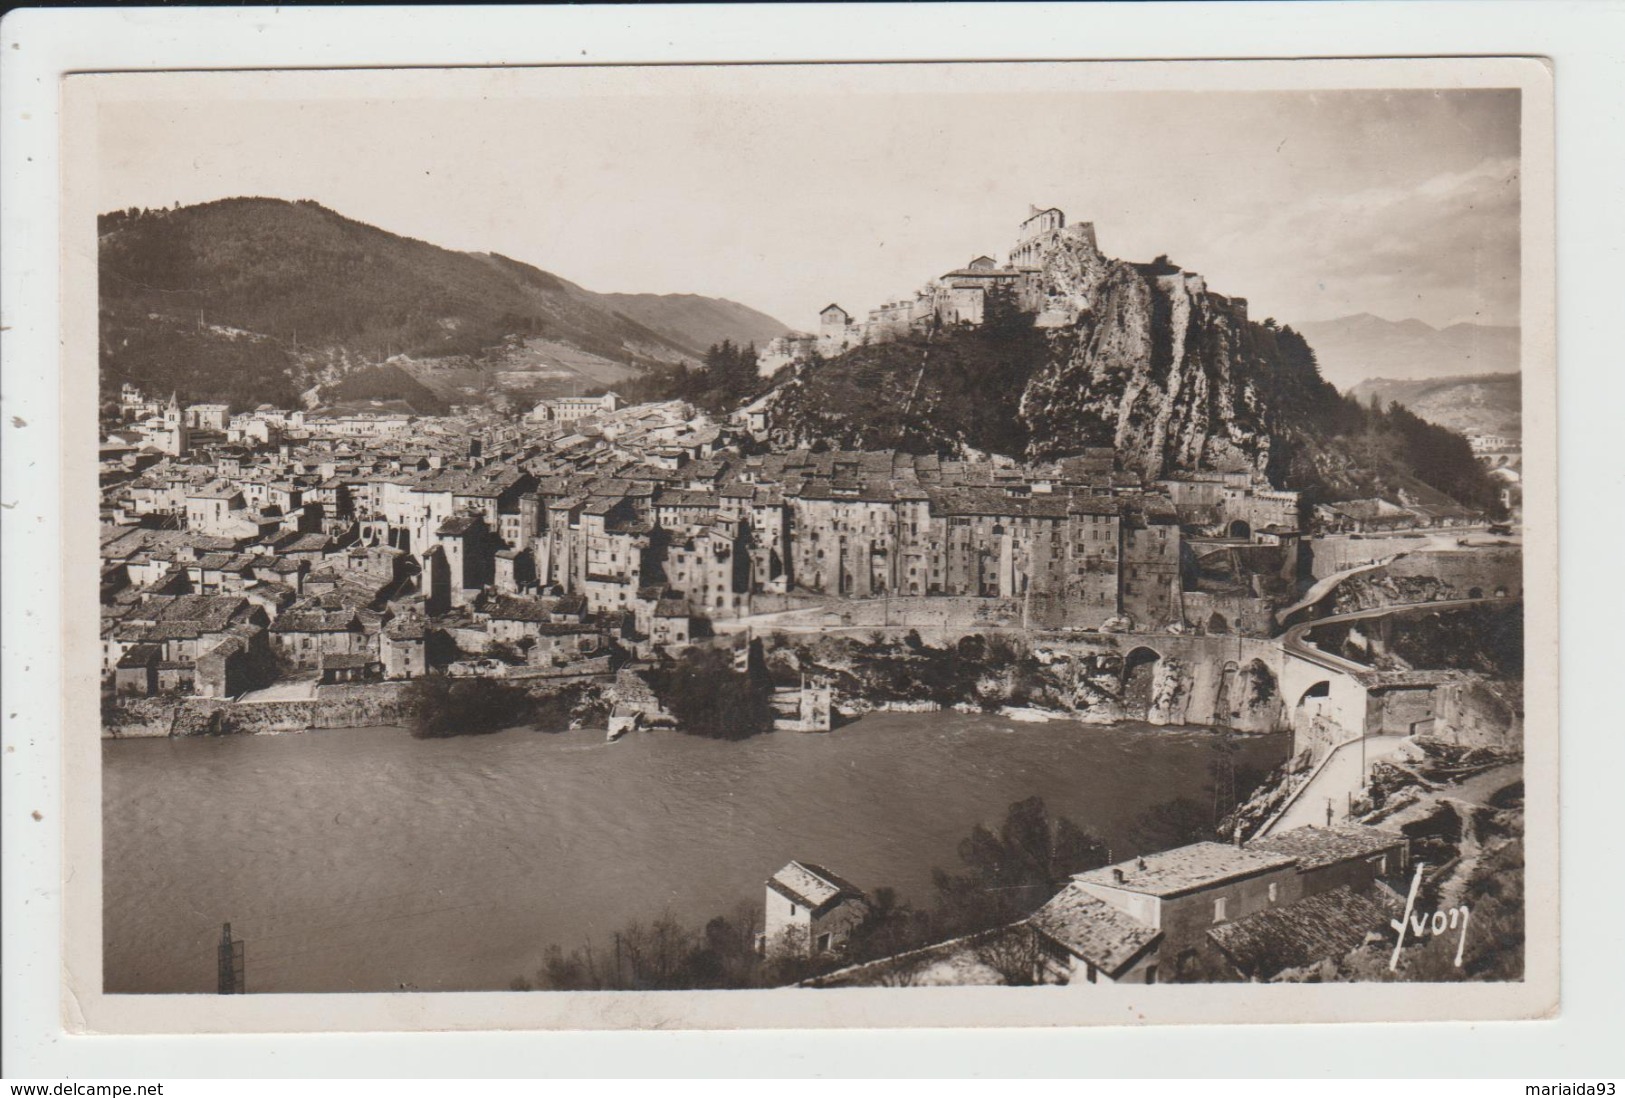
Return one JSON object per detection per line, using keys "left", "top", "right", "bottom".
{"left": 1347, "top": 373, "right": 1520, "bottom": 441}
{"left": 768, "top": 288, "right": 1049, "bottom": 456}
{"left": 98, "top": 198, "right": 787, "bottom": 412}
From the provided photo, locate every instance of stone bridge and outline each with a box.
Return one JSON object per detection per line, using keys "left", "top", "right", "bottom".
{"left": 1279, "top": 596, "right": 1520, "bottom": 764}
{"left": 1033, "top": 631, "right": 1292, "bottom": 733}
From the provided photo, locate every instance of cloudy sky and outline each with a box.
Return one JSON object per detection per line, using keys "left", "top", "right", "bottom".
{"left": 97, "top": 67, "right": 1520, "bottom": 332}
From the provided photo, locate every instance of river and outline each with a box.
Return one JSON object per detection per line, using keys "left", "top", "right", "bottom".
{"left": 102, "top": 713, "right": 1287, "bottom": 993}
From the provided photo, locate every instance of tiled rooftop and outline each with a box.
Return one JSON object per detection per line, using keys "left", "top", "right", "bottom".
{"left": 1248, "top": 824, "right": 1407, "bottom": 871}
{"left": 1206, "top": 885, "right": 1396, "bottom": 979}
{"left": 1075, "top": 843, "right": 1297, "bottom": 898}
{"left": 767, "top": 860, "right": 864, "bottom": 912}
{"left": 1028, "top": 881, "right": 1162, "bottom": 975}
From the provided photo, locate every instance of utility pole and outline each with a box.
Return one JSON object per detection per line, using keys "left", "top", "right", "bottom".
{"left": 217, "top": 921, "right": 245, "bottom": 994}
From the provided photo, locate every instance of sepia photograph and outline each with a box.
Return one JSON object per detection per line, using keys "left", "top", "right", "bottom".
{"left": 54, "top": 55, "right": 1557, "bottom": 1033}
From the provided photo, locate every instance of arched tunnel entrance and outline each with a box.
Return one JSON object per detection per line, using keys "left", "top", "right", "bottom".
{"left": 1295, "top": 679, "right": 1332, "bottom": 721}
{"left": 1121, "top": 646, "right": 1162, "bottom": 718}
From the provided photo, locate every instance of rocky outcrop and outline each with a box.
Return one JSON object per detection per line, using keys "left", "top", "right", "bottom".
{"left": 1019, "top": 235, "right": 1292, "bottom": 478}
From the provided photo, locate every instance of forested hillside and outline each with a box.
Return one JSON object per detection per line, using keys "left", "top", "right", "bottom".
{"left": 98, "top": 198, "right": 787, "bottom": 412}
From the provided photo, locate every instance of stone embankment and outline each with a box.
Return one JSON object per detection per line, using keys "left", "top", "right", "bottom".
{"left": 104, "top": 683, "right": 412, "bottom": 738}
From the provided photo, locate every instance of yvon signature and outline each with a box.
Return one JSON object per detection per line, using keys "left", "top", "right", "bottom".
{"left": 1389, "top": 862, "right": 1471, "bottom": 970}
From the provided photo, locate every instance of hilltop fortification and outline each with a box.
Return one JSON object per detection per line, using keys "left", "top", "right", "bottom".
{"left": 769, "top": 206, "right": 1332, "bottom": 484}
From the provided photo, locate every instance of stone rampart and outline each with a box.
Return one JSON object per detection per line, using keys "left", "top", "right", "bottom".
{"left": 1307, "top": 534, "right": 1435, "bottom": 577}
{"left": 105, "top": 683, "right": 413, "bottom": 738}
{"left": 1386, "top": 549, "right": 1523, "bottom": 599}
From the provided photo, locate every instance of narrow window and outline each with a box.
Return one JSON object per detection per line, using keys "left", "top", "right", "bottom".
{"left": 1146, "top": 965, "right": 1158, "bottom": 985}
{"left": 1268, "top": 882, "right": 1278, "bottom": 903}
{"left": 1213, "top": 897, "right": 1227, "bottom": 923}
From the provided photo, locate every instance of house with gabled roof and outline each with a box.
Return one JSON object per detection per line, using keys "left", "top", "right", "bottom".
{"left": 268, "top": 603, "right": 370, "bottom": 670}
{"left": 761, "top": 860, "right": 870, "bottom": 959}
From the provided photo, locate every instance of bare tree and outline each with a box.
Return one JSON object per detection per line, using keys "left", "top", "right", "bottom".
{"left": 975, "top": 925, "right": 1042, "bottom": 986}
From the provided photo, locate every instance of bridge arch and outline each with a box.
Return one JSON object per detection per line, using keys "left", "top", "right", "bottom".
{"left": 1296, "top": 679, "right": 1332, "bottom": 710}
{"left": 1122, "top": 645, "right": 1162, "bottom": 674}
{"left": 1228, "top": 519, "right": 1252, "bottom": 540}
{"left": 1121, "top": 645, "right": 1163, "bottom": 717}
{"left": 1207, "top": 611, "right": 1229, "bottom": 635}
{"left": 1468, "top": 586, "right": 1483, "bottom": 599}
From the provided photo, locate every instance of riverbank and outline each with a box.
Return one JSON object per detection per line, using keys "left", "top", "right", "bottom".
{"left": 104, "top": 624, "right": 1298, "bottom": 739}
{"left": 102, "top": 711, "right": 1290, "bottom": 993}
{"left": 102, "top": 683, "right": 415, "bottom": 738}
{"left": 772, "top": 629, "right": 1293, "bottom": 734}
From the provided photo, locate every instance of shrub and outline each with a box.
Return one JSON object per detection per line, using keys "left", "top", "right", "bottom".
{"left": 403, "top": 675, "right": 534, "bottom": 738}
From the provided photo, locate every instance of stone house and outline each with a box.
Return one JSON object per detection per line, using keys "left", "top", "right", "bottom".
{"left": 761, "top": 861, "right": 870, "bottom": 959}
{"left": 195, "top": 624, "right": 271, "bottom": 698}
{"left": 1029, "top": 882, "right": 1166, "bottom": 985}
{"left": 319, "top": 651, "right": 383, "bottom": 685}
{"left": 1028, "top": 824, "right": 1409, "bottom": 986}
{"left": 526, "top": 623, "right": 608, "bottom": 666}
{"left": 269, "top": 606, "right": 370, "bottom": 670}
{"left": 650, "top": 597, "right": 692, "bottom": 648}
{"left": 184, "top": 481, "right": 247, "bottom": 536}
{"left": 113, "top": 644, "right": 162, "bottom": 696}
{"left": 380, "top": 616, "right": 428, "bottom": 679}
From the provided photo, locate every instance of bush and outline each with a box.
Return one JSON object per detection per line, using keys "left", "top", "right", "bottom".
{"left": 403, "top": 675, "right": 535, "bottom": 738}
{"left": 647, "top": 645, "right": 775, "bottom": 740}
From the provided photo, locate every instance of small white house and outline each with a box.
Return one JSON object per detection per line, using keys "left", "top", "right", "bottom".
{"left": 761, "top": 860, "right": 869, "bottom": 959}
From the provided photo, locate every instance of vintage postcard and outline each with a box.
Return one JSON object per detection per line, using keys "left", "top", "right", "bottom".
{"left": 59, "top": 56, "right": 1557, "bottom": 1033}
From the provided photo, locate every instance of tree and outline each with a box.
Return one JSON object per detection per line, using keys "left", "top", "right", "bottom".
{"left": 846, "top": 886, "right": 934, "bottom": 963}
{"left": 1133, "top": 796, "right": 1217, "bottom": 853}
{"left": 974, "top": 924, "right": 1043, "bottom": 986}
{"left": 403, "top": 674, "right": 534, "bottom": 738}
{"left": 648, "top": 645, "right": 775, "bottom": 740}
{"left": 933, "top": 796, "right": 1110, "bottom": 935}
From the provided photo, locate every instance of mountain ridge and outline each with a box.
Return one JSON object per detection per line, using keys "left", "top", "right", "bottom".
{"left": 1346, "top": 372, "right": 1521, "bottom": 441}
{"left": 1292, "top": 312, "right": 1519, "bottom": 392}
{"left": 98, "top": 197, "right": 790, "bottom": 411}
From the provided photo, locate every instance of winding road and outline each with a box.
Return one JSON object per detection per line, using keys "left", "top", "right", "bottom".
{"left": 1265, "top": 735, "right": 1410, "bottom": 834}
{"left": 1280, "top": 596, "right": 1509, "bottom": 674}
{"left": 1258, "top": 594, "right": 1516, "bottom": 837}
{"left": 1274, "top": 558, "right": 1395, "bottom": 626}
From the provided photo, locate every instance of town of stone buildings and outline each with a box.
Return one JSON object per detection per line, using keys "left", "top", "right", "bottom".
{"left": 99, "top": 206, "right": 1524, "bottom": 987}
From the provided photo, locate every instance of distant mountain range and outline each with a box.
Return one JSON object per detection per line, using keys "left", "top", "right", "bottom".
{"left": 1346, "top": 373, "right": 1521, "bottom": 441}
{"left": 98, "top": 198, "right": 789, "bottom": 412}
{"left": 595, "top": 293, "right": 791, "bottom": 358}
{"left": 1293, "top": 313, "right": 1519, "bottom": 392}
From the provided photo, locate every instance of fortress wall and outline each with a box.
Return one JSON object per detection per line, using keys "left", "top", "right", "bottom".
{"left": 1385, "top": 549, "right": 1523, "bottom": 598}
{"left": 1307, "top": 534, "right": 1436, "bottom": 576}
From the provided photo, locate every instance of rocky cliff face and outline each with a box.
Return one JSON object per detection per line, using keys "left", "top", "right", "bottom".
{"left": 1019, "top": 233, "right": 1285, "bottom": 478}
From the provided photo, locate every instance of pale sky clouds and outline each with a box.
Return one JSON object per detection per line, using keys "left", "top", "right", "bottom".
{"left": 96, "top": 69, "right": 1521, "bottom": 331}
